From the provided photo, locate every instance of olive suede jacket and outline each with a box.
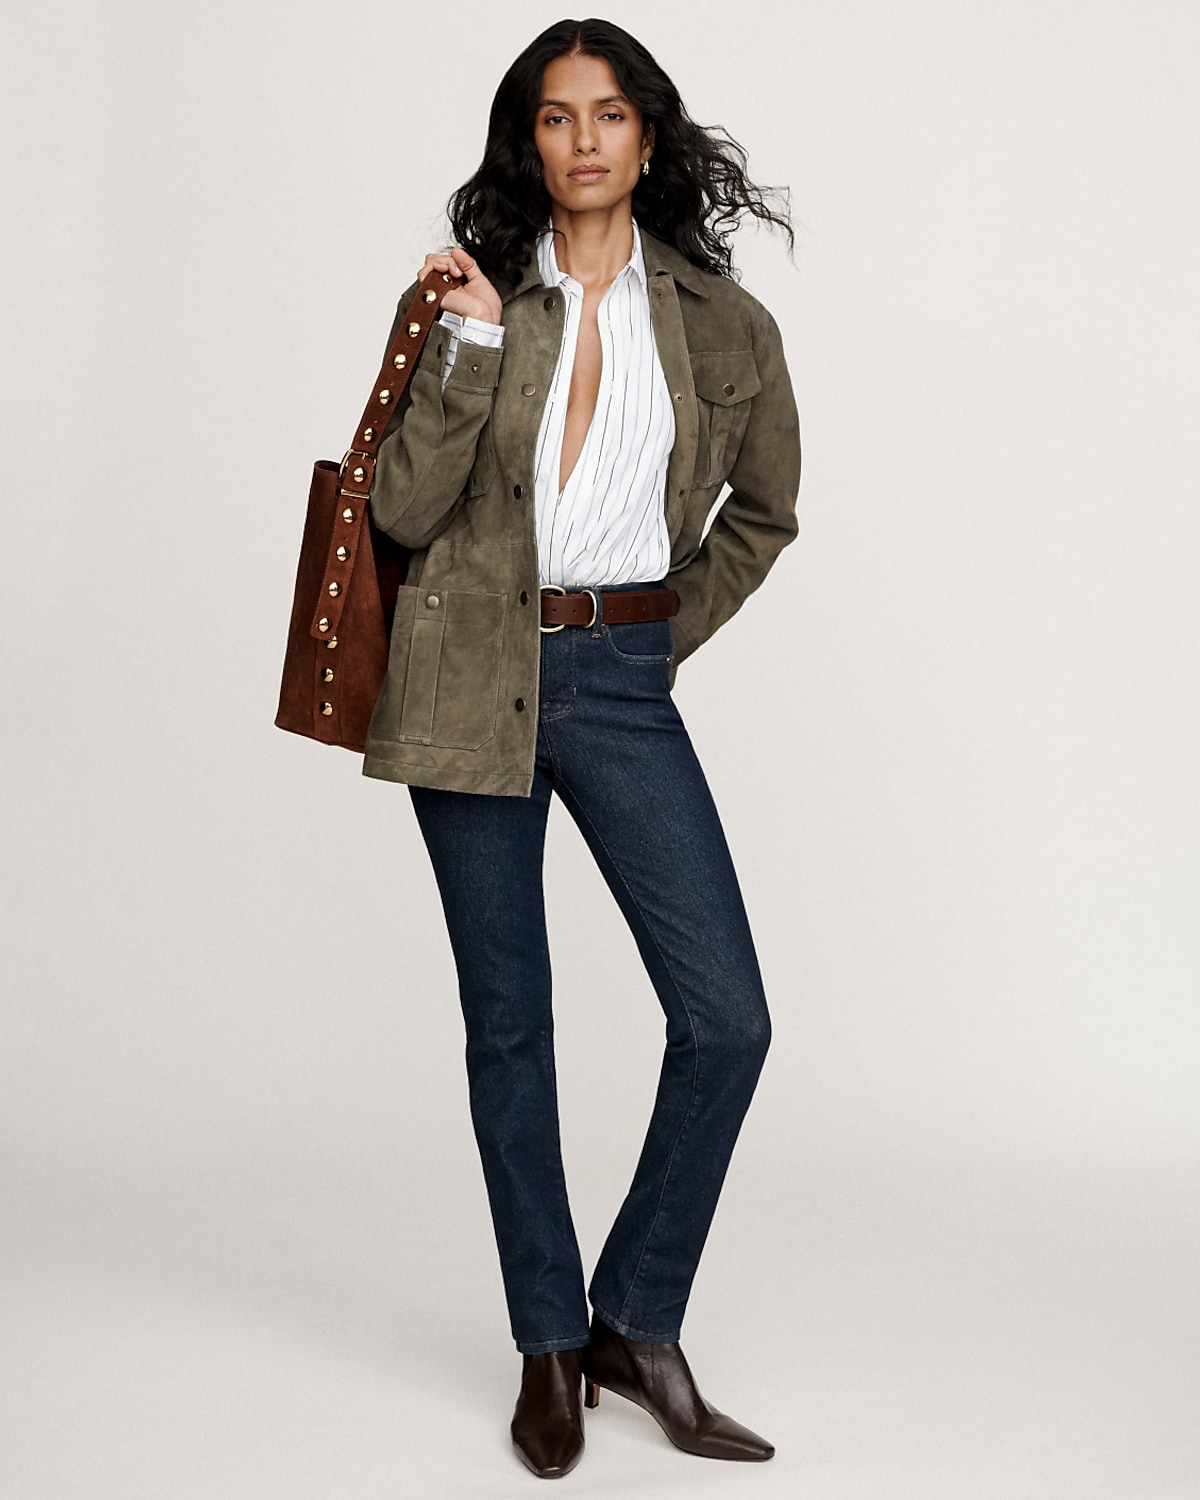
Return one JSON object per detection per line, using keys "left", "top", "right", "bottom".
{"left": 362, "top": 227, "right": 802, "bottom": 797}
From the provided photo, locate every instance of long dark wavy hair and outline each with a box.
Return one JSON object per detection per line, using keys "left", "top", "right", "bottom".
{"left": 447, "top": 18, "right": 793, "bottom": 290}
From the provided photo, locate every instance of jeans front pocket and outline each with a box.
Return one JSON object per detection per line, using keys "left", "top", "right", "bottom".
{"left": 601, "top": 616, "right": 675, "bottom": 666}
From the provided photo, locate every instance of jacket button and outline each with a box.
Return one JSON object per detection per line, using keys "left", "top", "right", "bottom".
{"left": 674, "top": 392, "right": 682, "bottom": 401}
{"left": 722, "top": 382, "right": 736, "bottom": 396}
{"left": 514, "top": 697, "right": 526, "bottom": 712}
{"left": 522, "top": 383, "right": 537, "bottom": 396}
{"left": 544, "top": 296, "right": 556, "bottom": 311}
{"left": 519, "top": 590, "right": 529, "bottom": 604}
{"left": 426, "top": 593, "right": 440, "bottom": 608}
{"left": 513, "top": 483, "right": 524, "bottom": 498}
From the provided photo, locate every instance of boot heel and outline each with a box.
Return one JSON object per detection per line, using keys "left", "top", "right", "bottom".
{"left": 584, "top": 1379, "right": 601, "bottom": 1409}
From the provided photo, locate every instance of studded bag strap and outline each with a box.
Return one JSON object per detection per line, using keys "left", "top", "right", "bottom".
{"left": 309, "top": 269, "right": 468, "bottom": 644}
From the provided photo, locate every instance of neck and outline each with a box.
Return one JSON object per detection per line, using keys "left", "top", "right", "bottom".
{"left": 547, "top": 204, "right": 635, "bottom": 290}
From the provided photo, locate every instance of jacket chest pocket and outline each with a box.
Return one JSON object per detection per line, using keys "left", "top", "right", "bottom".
{"left": 689, "top": 350, "right": 761, "bottom": 487}
{"left": 374, "top": 584, "right": 507, "bottom": 750}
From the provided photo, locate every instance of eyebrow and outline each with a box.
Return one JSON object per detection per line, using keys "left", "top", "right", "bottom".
{"left": 537, "top": 95, "right": 630, "bottom": 109}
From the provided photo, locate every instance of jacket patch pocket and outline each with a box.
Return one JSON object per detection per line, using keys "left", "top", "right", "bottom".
{"left": 689, "top": 350, "right": 761, "bottom": 488}
{"left": 379, "top": 584, "right": 507, "bottom": 750}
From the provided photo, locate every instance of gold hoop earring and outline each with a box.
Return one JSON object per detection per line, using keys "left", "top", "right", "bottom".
{"left": 641, "top": 160, "right": 650, "bottom": 177}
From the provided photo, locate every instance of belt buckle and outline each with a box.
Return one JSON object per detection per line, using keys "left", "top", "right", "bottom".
{"left": 539, "top": 583, "right": 566, "bottom": 633}
{"left": 539, "top": 585, "right": 599, "bottom": 632}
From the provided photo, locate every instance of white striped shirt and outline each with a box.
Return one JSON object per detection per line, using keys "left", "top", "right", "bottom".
{"left": 437, "top": 220, "right": 675, "bottom": 587}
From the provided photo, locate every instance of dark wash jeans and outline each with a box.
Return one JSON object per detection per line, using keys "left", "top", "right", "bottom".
{"left": 408, "top": 582, "right": 772, "bottom": 1354}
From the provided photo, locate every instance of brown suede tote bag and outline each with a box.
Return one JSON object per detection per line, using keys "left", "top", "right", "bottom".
{"left": 275, "top": 268, "right": 465, "bottom": 752}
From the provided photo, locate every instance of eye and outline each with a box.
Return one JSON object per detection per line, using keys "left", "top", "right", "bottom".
{"left": 544, "top": 113, "right": 569, "bottom": 126}
{"left": 601, "top": 112, "right": 624, "bottom": 121}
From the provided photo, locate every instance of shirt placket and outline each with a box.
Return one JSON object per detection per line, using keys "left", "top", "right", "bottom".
{"left": 541, "top": 274, "right": 582, "bottom": 586}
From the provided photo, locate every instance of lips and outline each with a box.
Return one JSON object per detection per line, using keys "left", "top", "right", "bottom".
{"left": 568, "top": 166, "right": 609, "bottom": 181}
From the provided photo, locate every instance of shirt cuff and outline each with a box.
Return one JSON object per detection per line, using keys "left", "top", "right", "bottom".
{"left": 437, "top": 308, "right": 505, "bottom": 349}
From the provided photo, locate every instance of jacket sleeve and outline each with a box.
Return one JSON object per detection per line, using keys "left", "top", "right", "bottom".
{"left": 436, "top": 309, "right": 506, "bottom": 390}
{"left": 667, "top": 302, "right": 801, "bottom": 682}
{"left": 368, "top": 279, "right": 505, "bottom": 550}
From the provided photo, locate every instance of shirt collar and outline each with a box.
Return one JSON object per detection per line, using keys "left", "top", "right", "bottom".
{"left": 536, "top": 218, "right": 649, "bottom": 293}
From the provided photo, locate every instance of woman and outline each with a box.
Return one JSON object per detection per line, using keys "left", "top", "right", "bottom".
{"left": 364, "top": 17, "right": 801, "bottom": 1480}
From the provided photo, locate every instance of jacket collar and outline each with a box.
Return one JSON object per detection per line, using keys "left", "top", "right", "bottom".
{"left": 500, "top": 222, "right": 711, "bottom": 304}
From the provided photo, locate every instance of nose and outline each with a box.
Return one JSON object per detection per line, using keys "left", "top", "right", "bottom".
{"left": 574, "top": 121, "right": 598, "bottom": 154}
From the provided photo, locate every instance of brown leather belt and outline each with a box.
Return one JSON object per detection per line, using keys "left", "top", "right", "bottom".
{"left": 539, "top": 584, "right": 680, "bottom": 632}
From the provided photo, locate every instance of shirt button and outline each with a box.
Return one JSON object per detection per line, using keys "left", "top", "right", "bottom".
{"left": 425, "top": 593, "right": 440, "bottom": 608}
{"left": 513, "top": 483, "right": 524, "bottom": 499}
{"left": 522, "top": 383, "right": 537, "bottom": 396}
{"left": 514, "top": 698, "right": 526, "bottom": 712}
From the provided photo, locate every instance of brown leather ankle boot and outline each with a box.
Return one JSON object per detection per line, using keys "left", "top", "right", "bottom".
{"left": 581, "top": 1312, "right": 774, "bottom": 1461}
{"left": 510, "top": 1346, "right": 587, "bottom": 1478}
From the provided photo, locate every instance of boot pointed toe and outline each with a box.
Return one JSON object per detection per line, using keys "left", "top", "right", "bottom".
{"left": 583, "top": 1312, "right": 774, "bottom": 1462}
{"left": 510, "top": 1348, "right": 587, "bottom": 1478}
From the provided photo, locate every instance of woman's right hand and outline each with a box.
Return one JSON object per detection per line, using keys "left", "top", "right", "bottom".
{"left": 419, "top": 246, "right": 503, "bottom": 327}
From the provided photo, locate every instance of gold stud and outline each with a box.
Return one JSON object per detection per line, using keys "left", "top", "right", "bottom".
{"left": 423, "top": 289, "right": 436, "bottom": 303}
{"left": 325, "top": 636, "right": 338, "bottom": 649}
{"left": 317, "top": 617, "right": 331, "bottom": 633}
{"left": 320, "top": 702, "right": 333, "bottom": 716}
{"left": 363, "top": 426, "right": 374, "bottom": 440}
{"left": 442, "top": 272, "right": 453, "bottom": 282}
{"left": 342, "top": 508, "right": 355, "bottom": 522}
{"left": 328, "top": 581, "right": 341, "bottom": 597}
{"left": 336, "top": 545, "right": 349, "bottom": 562}
{"left": 393, "top": 353, "right": 407, "bottom": 370}
{"left": 352, "top": 466, "right": 365, "bottom": 483}
{"left": 322, "top": 667, "right": 334, "bottom": 682}
{"left": 407, "top": 322, "right": 420, "bottom": 337}
{"left": 378, "top": 388, "right": 391, "bottom": 404}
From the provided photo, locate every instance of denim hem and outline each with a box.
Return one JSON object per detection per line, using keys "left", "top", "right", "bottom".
{"left": 590, "top": 1298, "right": 681, "bottom": 1345}
{"left": 515, "top": 1331, "right": 592, "bottom": 1355}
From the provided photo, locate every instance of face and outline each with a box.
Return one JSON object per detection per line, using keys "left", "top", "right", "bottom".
{"left": 533, "top": 52, "right": 653, "bottom": 215}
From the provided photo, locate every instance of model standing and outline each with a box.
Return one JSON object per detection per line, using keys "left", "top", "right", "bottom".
{"left": 363, "top": 17, "right": 801, "bottom": 1479}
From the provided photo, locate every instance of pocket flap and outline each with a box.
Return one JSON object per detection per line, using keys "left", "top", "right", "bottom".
{"left": 689, "top": 350, "right": 761, "bottom": 405}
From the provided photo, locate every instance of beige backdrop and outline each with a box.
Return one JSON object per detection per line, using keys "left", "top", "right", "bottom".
{"left": 4, "top": 2, "right": 1199, "bottom": 1496}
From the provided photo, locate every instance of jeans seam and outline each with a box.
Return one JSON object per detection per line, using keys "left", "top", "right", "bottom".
{"left": 591, "top": 1298, "right": 680, "bottom": 1344}
{"left": 516, "top": 1331, "right": 592, "bottom": 1354}
{"left": 552, "top": 771, "right": 701, "bottom": 1330}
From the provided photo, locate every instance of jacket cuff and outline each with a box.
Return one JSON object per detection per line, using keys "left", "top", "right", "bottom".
{"left": 441, "top": 339, "right": 503, "bottom": 393}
